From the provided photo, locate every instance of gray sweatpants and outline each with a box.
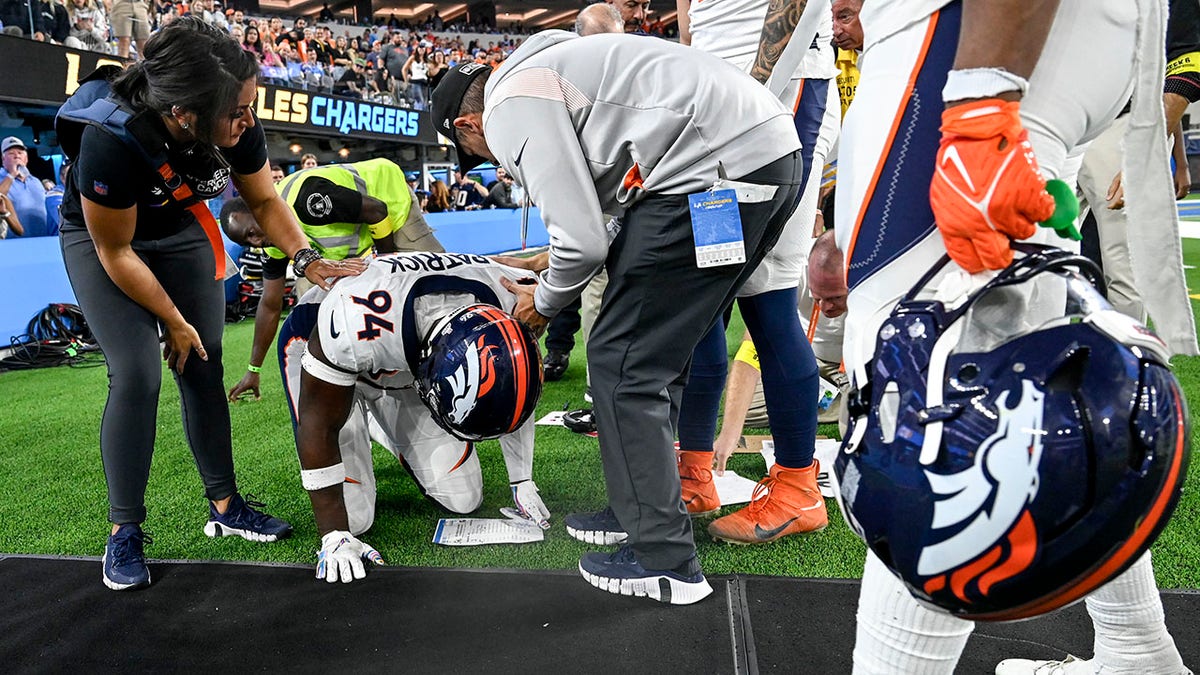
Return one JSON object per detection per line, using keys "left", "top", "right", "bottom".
{"left": 588, "top": 151, "right": 805, "bottom": 570}
{"left": 61, "top": 224, "right": 237, "bottom": 524}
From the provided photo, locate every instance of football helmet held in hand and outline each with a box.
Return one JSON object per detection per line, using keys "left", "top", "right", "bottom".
{"left": 417, "top": 304, "right": 543, "bottom": 441}
{"left": 834, "top": 244, "right": 1189, "bottom": 621}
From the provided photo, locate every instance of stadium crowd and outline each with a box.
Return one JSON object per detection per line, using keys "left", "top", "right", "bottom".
{"left": 0, "top": 0, "right": 675, "bottom": 110}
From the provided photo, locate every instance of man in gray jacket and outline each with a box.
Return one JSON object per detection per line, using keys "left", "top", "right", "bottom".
{"left": 431, "top": 31, "right": 804, "bottom": 605}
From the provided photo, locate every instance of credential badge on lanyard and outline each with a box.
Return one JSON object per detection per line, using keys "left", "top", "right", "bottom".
{"left": 688, "top": 184, "right": 746, "bottom": 269}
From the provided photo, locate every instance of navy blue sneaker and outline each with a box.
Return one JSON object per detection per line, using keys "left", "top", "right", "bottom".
{"left": 204, "top": 493, "right": 293, "bottom": 542}
{"left": 579, "top": 546, "right": 713, "bottom": 605}
{"left": 103, "top": 524, "right": 151, "bottom": 591}
{"left": 565, "top": 506, "right": 628, "bottom": 545}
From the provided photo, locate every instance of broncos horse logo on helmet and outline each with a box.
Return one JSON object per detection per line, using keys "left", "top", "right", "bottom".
{"left": 417, "top": 304, "right": 543, "bottom": 442}
{"left": 918, "top": 379, "right": 1044, "bottom": 598}
{"left": 446, "top": 335, "right": 500, "bottom": 426}
{"left": 834, "top": 244, "right": 1190, "bottom": 621}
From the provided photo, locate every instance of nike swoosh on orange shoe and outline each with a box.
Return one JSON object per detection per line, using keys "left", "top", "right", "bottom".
{"left": 754, "top": 517, "right": 800, "bottom": 541}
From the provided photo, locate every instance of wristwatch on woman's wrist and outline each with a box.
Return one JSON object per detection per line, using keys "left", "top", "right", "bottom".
{"left": 292, "top": 248, "right": 323, "bottom": 278}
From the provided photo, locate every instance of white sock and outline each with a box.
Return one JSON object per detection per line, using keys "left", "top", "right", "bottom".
{"left": 853, "top": 551, "right": 975, "bottom": 674}
{"left": 1086, "top": 551, "right": 1189, "bottom": 674}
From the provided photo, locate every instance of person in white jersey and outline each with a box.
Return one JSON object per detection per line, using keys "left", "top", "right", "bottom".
{"left": 834, "top": 0, "right": 1194, "bottom": 672}
{"left": 280, "top": 252, "right": 550, "bottom": 583}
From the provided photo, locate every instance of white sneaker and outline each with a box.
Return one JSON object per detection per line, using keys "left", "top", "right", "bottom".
{"left": 995, "top": 655, "right": 1093, "bottom": 675}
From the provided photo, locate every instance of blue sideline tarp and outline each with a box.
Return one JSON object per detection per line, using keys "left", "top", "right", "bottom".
{"left": 0, "top": 236, "right": 76, "bottom": 345}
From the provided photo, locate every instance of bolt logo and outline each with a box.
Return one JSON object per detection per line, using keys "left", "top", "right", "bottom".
{"left": 447, "top": 335, "right": 498, "bottom": 425}
{"left": 918, "top": 380, "right": 1044, "bottom": 602}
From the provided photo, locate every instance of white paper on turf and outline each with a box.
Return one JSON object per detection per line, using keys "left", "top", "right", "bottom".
{"left": 714, "top": 471, "right": 762, "bottom": 506}
{"left": 432, "top": 518, "right": 545, "bottom": 546}
{"left": 760, "top": 438, "right": 841, "bottom": 498}
{"left": 535, "top": 411, "right": 566, "bottom": 426}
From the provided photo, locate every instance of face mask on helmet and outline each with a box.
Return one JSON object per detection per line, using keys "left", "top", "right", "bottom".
{"left": 834, "top": 244, "right": 1190, "bottom": 621}
{"left": 415, "top": 304, "right": 543, "bottom": 441}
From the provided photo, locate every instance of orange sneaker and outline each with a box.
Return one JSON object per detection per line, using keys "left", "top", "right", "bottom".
{"left": 677, "top": 450, "right": 721, "bottom": 516}
{"left": 707, "top": 461, "right": 828, "bottom": 544}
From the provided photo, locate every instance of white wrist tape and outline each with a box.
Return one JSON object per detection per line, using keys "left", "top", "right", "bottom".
{"left": 301, "top": 462, "right": 346, "bottom": 490}
{"left": 942, "top": 67, "right": 1029, "bottom": 103}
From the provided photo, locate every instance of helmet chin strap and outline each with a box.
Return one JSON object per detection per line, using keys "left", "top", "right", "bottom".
{"left": 918, "top": 318, "right": 965, "bottom": 467}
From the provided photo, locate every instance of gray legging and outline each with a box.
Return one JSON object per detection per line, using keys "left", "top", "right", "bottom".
{"left": 61, "top": 223, "right": 237, "bottom": 524}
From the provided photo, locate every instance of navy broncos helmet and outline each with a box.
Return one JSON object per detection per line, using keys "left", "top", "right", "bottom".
{"left": 416, "top": 304, "right": 543, "bottom": 441}
{"left": 834, "top": 244, "right": 1189, "bottom": 621}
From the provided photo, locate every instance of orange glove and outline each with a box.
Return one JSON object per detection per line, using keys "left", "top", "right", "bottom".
{"left": 930, "top": 99, "right": 1056, "bottom": 273}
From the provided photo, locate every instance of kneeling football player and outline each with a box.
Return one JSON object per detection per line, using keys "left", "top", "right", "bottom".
{"left": 283, "top": 252, "right": 548, "bottom": 583}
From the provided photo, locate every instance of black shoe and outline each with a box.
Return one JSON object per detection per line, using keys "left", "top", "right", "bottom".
{"left": 544, "top": 350, "right": 570, "bottom": 381}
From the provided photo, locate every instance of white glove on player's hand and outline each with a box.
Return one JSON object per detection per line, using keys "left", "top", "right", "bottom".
{"left": 316, "top": 530, "right": 385, "bottom": 584}
{"left": 500, "top": 480, "right": 550, "bottom": 529}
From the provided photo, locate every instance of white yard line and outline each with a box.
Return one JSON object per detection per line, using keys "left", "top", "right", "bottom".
{"left": 1179, "top": 220, "right": 1200, "bottom": 239}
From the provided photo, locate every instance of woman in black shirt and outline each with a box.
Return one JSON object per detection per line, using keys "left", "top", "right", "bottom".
{"left": 59, "top": 17, "right": 364, "bottom": 591}
{"left": 427, "top": 49, "right": 448, "bottom": 92}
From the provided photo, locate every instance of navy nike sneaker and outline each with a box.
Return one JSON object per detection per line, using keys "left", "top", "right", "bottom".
{"left": 565, "top": 506, "right": 628, "bottom": 545}
{"left": 103, "top": 523, "right": 151, "bottom": 591}
{"left": 579, "top": 546, "right": 713, "bottom": 605}
{"left": 204, "top": 493, "right": 293, "bottom": 542}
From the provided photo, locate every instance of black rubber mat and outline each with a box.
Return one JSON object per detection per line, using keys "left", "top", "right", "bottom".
{"left": 741, "top": 575, "right": 1200, "bottom": 674}
{"left": 0, "top": 556, "right": 736, "bottom": 673}
{"left": 0, "top": 556, "right": 1195, "bottom": 673}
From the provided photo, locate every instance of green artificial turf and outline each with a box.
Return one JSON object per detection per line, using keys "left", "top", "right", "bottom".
{"left": 1, "top": 249, "right": 1198, "bottom": 588}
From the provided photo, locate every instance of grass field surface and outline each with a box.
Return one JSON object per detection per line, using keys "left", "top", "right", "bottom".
{"left": 2, "top": 242, "right": 1198, "bottom": 588}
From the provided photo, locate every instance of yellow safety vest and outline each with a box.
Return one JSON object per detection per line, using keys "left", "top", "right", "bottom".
{"left": 265, "top": 157, "right": 413, "bottom": 262}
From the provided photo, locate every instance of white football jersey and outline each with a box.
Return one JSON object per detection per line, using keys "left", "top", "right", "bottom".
{"left": 688, "top": 0, "right": 834, "bottom": 79}
{"left": 309, "top": 252, "right": 535, "bottom": 390}
{"left": 858, "top": 0, "right": 949, "bottom": 52}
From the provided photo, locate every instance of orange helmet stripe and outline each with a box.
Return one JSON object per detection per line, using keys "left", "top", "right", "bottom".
{"left": 470, "top": 306, "right": 531, "bottom": 433}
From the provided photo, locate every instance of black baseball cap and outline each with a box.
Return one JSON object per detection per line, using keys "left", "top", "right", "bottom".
{"left": 293, "top": 176, "right": 363, "bottom": 225}
{"left": 431, "top": 62, "right": 492, "bottom": 172}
